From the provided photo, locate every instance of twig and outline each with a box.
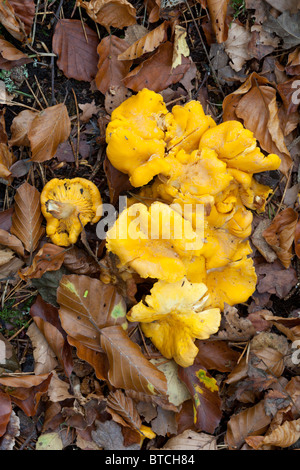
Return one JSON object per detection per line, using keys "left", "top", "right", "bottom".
{"left": 72, "top": 88, "right": 80, "bottom": 169}
{"left": 31, "top": 0, "right": 41, "bottom": 46}
{"left": 34, "top": 74, "right": 49, "bottom": 107}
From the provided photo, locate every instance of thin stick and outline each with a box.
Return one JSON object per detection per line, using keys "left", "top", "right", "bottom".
{"left": 34, "top": 74, "right": 49, "bottom": 107}
{"left": 79, "top": 5, "right": 89, "bottom": 43}
{"left": 31, "top": 0, "right": 41, "bottom": 46}
{"left": 24, "top": 78, "right": 44, "bottom": 110}
{"left": 72, "top": 88, "right": 80, "bottom": 169}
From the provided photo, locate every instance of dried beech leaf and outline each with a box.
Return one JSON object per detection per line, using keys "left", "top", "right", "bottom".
{"left": 0, "top": 373, "right": 52, "bottom": 417}
{"left": 107, "top": 389, "right": 142, "bottom": 430}
{"left": 263, "top": 208, "right": 298, "bottom": 268}
{"left": 118, "top": 21, "right": 169, "bottom": 60}
{"left": 207, "top": 0, "right": 229, "bottom": 43}
{"left": 95, "top": 35, "right": 133, "bottom": 95}
{"left": 295, "top": 219, "right": 300, "bottom": 259}
{"left": 9, "top": 110, "right": 37, "bottom": 147}
{"left": 247, "top": 418, "right": 300, "bottom": 449}
{"left": 123, "top": 41, "right": 191, "bottom": 92}
{"left": 0, "top": 0, "right": 26, "bottom": 41}
{"left": 0, "top": 229, "right": 24, "bottom": 257}
{"left": 19, "top": 243, "right": 66, "bottom": 281}
{"left": 224, "top": 22, "right": 251, "bottom": 72}
{"left": 11, "top": 182, "right": 45, "bottom": 254}
{"left": 27, "top": 323, "right": 58, "bottom": 375}
{"left": 77, "top": 0, "right": 136, "bottom": 30}
{"left": 0, "top": 143, "right": 15, "bottom": 183}
{"left": 178, "top": 365, "right": 222, "bottom": 434}
{"left": 52, "top": 19, "right": 99, "bottom": 82}
{"left": 30, "top": 295, "right": 73, "bottom": 378}
{"left": 101, "top": 325, "right": 168, "bottom": 396}
{"left": 0, "top": 391, "right": 11, "bottom": 437}
{"left": 67, "top": 336, "right": 108, "bottom": 381}
{"left": 194, "top": 339, "right": 240, "bottom": 372}
{"left": 163, "top": 429, "right": 217, "bottom": 450}
{"left": 57, "top": 274, "right": 127, "bottom": 352}
{"left": 226, "top": 400, "right": 271, "bottom": 449}
{"left": 8, "top": 0, "right": 35, "bottom": 35}
{"left": 0, "top": 409, "right": 19, "bottom": 450}
{"left": 28, "top": 104, "right": 71, "bottom": 162}
{"left": 0, "top": 38, "right": 32, "bottom": 70}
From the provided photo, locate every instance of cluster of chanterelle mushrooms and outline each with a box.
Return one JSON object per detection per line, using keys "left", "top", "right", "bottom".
{"left": 40, "top": 88, "right": 281, "bottom": 368}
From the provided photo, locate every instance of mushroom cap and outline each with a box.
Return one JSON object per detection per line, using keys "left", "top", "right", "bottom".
{"left": 164, "top": 100, "right": 216, "bottom": 155}
{"left": 106, "top": 202, "right": 203, "bottom": 282}
{"left": 106, "top": 89, "right": 169, "bottom": 187}
{"left": 199, "top": 120, "right": 281, "bottom": 173}
{"left": 127, "top": 278, "right": 221, "bottom": 367}
{"left": 205, "top": 257, "right": 257, "bottom": 309}
{"left": 40, "top": 177, "right": 102, "bottom": 246}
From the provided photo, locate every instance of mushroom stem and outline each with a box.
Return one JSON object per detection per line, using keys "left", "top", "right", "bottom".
{"left": 46, "top": 200, "right": 75, "bottom": 219}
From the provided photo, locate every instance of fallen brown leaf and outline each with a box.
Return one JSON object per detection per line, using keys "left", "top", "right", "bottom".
{"left": 28, "top": 104, "right": 71, "bottom": 162}
{"left": 0, "top": 0, "right": 26, "bottom": 41}
{"left": 0, "top": 143, "right": 15, "bottom": 183}
{"left": 224, "top": 22, "right": 251, "bottom": 72}
{"left": 19, "top": 243, "right": 66, "bottom": 281}
{"left": 0, "top": 38, "right": 32, "bottom": 70}
{"left": 123, "top": 41, "right": 191, "bottom": 92}
{"left": 11, "top": 182, "right": 45, "bottom": 254}
{"left": 52, "top": 19, "right": 99, "bottom": 82}
{"left": 95, "top": 35, "right": 133, "bottom": 95}
{"left": 77, "top": 0, "right": 136, "bottom": 30}
{"left": 30, "top": 295, "right": 73, "bottom": 378}
{"left": 0, "top": 373, "right": 52, "bottom": 417}
{"left": 8, "top": 0, "right": 35, "bottom": 36}
{"left": 263, "top": 208, "right": 298, "bottom": 268}
{"left": 27, "top": 322, "right": 58, "bottom": 375}
{"left": 118, "top": 21, "right": 169, "bottom": 61}
{"left": 295, "top": 219, "right": 300, "bottom": 259}
{"left": 101, "top": 325, "right": 168, "bottom": 396}
{"left": 0, "top": 228, "right": 24, "bottom": 257}
{"left": 57, "top": 274, "right": 128, "bottom": 352}
{"left": 0, "top": 391, "right": 12, "bottom": 438}
{"left": 9, "top": 109, "right": 37, "bottom": 147}
{"left": 246, "top": 418, "right": 300, "bottom": 449}
{"left": 107, "top": 389, "right": 142, "bottom": 430}
{"left": 207, "top": 0, "right": 229, "bottom": 43}
{"left": 162, "top": 429, "right": 217, "bottom": 450}
{"left": 178, "top": 365, "right": 222, "bottom": 434}
{"left": 226, "top": 400, "right": 272, "bottom": 449}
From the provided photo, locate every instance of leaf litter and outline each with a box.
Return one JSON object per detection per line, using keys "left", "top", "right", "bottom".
{"left": 0, "top": 0, "right": 299, "bottom": 453}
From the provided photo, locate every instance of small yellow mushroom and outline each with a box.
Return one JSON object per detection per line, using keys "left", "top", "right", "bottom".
{"left": 40, "top": 178, "right": 102, "bottom": 246}
{"left": 127, "top": 278, "right": 221, "bottom": 367}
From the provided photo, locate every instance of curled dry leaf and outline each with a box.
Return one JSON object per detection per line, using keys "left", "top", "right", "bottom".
{"left": 246, "top": 418, "right": 300, "bottom": 449}
{"left": 52, "top": 19, "right": 99, "bottom": 83}
{"left": 123, "top": 41, "right": 191, "bottom": 92}
{"left": 101, "top": 325, "right": 168, "bottom": 396}
{"left": 0, "top": 0, "right": 26, "bottom": 42}
{"left": 10, "top": 182, "right": 45, "bottom": 254}
{"left": 0, "top": 228, "right": 24, "bottom": 257}
{"left": 28, "top": 104, "right": 71, "bottom": 162}
{"left": 224, "top": 22, "right": 251, "bottom": 72}
{"left": 27, "top": 322, "right": 58, "bottom": 376}
{"left": 67, "top": 336, "right": 108, "bottom": 381}
{"left": 0, "top": 38, "right": 32, "bottom": 70}
{"left": 30, "top": 295, "right": 73, "bottom": 378}
{"left": 0, "top": 373, "right": 52, "bottom": 417}
{"left": 19, "top": 243, "right": 66, "bottom": 281}
{"left": 207, "top": 0, "right": 229, "bottom": 43}
{"left": 95, "top": 35, "right": 133, "bottom": 95}
{"left": 77, "top": 0, "right": 136, "bottom": 30}
{"left": 119, "top": 21, "right": 169, "bottom": 61}
{"left": 263, "top": 208, "right": 298, "bottom": 268}
{"left": 223, "top": 72, "right": 292, "bottom": 175}
{"left": 0, "top": 390, "right": 12, "bottom": 438}
{"left": 0, "top": 410, "right": 19, "bottom": 450}
{"left": 0, "top": 143, "right": 15, "bottom": 183}
{"left": 194, "top": 339, "right": 240, "bottom": 372}
{"left": 8, "top": 0, "right": 36, "bottom": 36}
